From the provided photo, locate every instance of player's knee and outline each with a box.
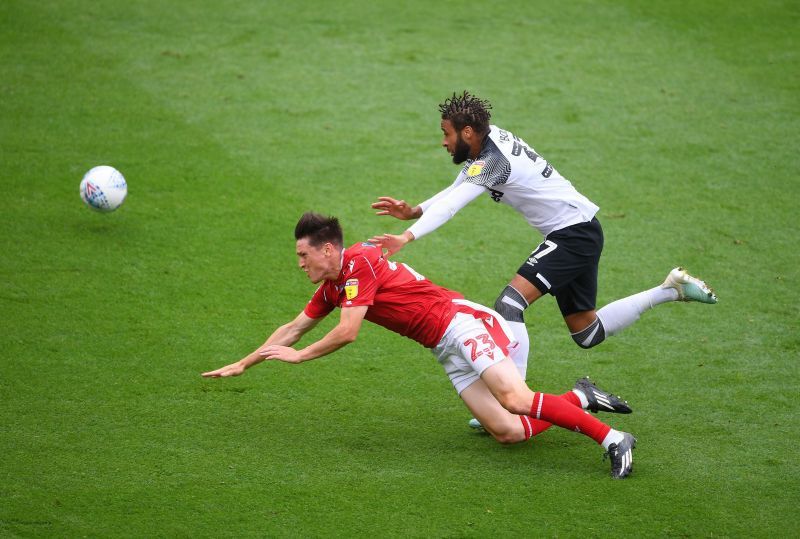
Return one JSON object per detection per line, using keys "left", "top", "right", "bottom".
{"left": 494, "top": 285, "right": 528, "bottom": 324}
{"left": 571, "top": 317, "right": 606, "bottom": 349}
{"left": 484, "top": 418, "right": 527, "bottom": 445}
{"left": 492, "top": 428, "right": 527, "bottom": 445}
{"left": 572, "top": 336, "right": 598, "bottom": 349}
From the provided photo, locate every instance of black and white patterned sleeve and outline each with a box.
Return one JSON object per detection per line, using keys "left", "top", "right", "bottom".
{"left": 462, "top": 139, "right": 511, "bottom": 188}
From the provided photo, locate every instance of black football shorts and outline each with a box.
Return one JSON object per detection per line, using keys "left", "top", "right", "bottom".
{"left": 516, "top": 217, "right": 604, "bottom": 316}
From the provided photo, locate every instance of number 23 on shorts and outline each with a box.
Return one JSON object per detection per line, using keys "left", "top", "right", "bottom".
{"left": 463, "top": 333, "right": 497, "bottom": 361}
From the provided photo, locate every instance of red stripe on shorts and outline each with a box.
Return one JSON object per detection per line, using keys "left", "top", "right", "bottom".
{"left": 454, "top": 304, "right": 512, "bottom": 356}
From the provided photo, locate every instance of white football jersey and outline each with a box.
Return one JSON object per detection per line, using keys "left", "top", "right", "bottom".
{"left": 459, "top": 125, "right": 598, "bottom": 237}
{"left": 407, "top": 125, "right": 599, "bottom": 242}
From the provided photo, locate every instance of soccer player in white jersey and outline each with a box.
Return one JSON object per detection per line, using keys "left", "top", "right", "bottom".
{"left": 370, "top": 91, "right": 717, "bottom": 422}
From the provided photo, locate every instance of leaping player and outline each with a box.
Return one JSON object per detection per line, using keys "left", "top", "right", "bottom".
{"left": 370, "top": 91, "right": 717, "bottom": 428}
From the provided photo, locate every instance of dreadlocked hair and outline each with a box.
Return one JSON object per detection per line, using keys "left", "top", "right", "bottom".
{"left": 439, "top": 91, "right": 492, "bottom": 134}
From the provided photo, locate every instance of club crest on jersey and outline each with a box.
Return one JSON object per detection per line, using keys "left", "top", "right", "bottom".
{"left": 467, "top": 160, "right": 486, "bottom": 177}
{"left": 344, "top": 279, "right": 359, "bottom": 300}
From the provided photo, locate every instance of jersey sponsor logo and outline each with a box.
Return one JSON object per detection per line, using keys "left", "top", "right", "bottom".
{"left": 488, "top": 188, "right": 504, "bottom": 202}
{"left": 361, "top": 242, "right": 376, "bottom": 248}
{"left": 467, "top": 160, "right": 485, "bottom": 177}
{"left": 344, "top": 279, "right": 359, "bottom": 300}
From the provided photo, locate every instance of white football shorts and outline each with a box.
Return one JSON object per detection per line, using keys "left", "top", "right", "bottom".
{"left": 431, "top": 299, "right": 518, "bottom": 395}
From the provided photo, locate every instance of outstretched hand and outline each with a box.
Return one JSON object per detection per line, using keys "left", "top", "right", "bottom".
{"left": 371, "top": 197, "right": 417, "bottom": 220}
{"left": 259, "top": 344, "right": 304, "bottom": 364}
{"left": 202, "top": 362, "right": 246, "bottom": 378}
{"left": 367, "top": 232, "right": 410, "bottom": 258}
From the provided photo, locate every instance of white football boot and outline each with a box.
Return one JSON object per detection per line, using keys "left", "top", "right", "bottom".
{"left": 662, "top": 267, "right": 717, "bottom": 304}
{"left": 468, "top": 418, "right": 484, "bottom": 431}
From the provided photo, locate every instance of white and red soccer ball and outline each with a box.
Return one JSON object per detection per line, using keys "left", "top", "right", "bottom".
{"left": 80, "top": 165, "right": 127, "bottom": 212}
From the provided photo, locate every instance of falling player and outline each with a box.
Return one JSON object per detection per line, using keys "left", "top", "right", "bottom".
{"left": 202, "top": 212, "right": 637, "bottom": 478}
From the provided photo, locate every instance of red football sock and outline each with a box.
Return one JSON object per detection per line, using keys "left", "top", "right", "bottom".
{"left": 530, "top": 392, "right": 611, "bottom": 444}
{"left": 520, "top": 415, "right": 551, "bottom": 439}
{"left": 559, "top": 389, "right": 581, "bottom": 408}
{"left": 521, "top": 391, "right": 582, "bottom": 439}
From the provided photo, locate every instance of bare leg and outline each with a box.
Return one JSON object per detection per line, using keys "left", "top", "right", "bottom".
{"left": 460, "top": 379, "right": 527, "bottom": 444}
{"left": 480, "top": 358, "right": 616, "bottom": 446}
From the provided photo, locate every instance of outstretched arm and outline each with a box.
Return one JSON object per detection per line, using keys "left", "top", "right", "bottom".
{"left": 371, "top": 197, "right": 422, "bottom": 220}
{"left": 369, "top": 182, "right": 485, "bottom": 256}
{"left": 258, "top": 306, "right": 368, "bottom": 363}
{"left": 201, "top": 311, "right": 321, "bottom": 377}
{"left": 371, "top": 178, "right": 461, "bottom": 221}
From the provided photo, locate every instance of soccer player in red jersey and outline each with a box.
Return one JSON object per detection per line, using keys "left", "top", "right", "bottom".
{"left": 202, "top": 212, "right": 636, "bottom": 478}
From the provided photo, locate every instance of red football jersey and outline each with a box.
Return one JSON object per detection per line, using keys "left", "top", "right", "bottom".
{"left": 304, "top": 242, "right": 463, "bottom": 348}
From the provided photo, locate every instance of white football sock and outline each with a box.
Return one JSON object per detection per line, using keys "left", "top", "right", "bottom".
{"left": 601, "top": 429, "right": 625, "bottom": 450}
{"left": 572, "top": 388, "right": 589, "bottom": 409}
{"left": 596, "top": 286, "right": 678, "bottom": 337}
{"left": 507, "top": 320, "right": 530, "bottom": 380}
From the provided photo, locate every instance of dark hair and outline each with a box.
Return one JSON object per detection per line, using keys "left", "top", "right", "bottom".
{"left": 439, "top": 91, "right": 492, "bottom": 134}
{"left": 294, "top": 212, "right": 343, "bottom": 247}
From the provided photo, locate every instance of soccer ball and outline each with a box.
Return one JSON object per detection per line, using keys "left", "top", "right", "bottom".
{"left": 80, "top": 166, "right": 127, "bottom": 212}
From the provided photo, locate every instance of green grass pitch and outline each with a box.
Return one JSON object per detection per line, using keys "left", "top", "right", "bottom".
{"left": 2, "top": 0, "right": 798, "bottom": 536}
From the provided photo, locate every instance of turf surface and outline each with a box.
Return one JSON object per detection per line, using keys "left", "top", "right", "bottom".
{"left": 2, "top": 0, "right": 798, "bottom": 536}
